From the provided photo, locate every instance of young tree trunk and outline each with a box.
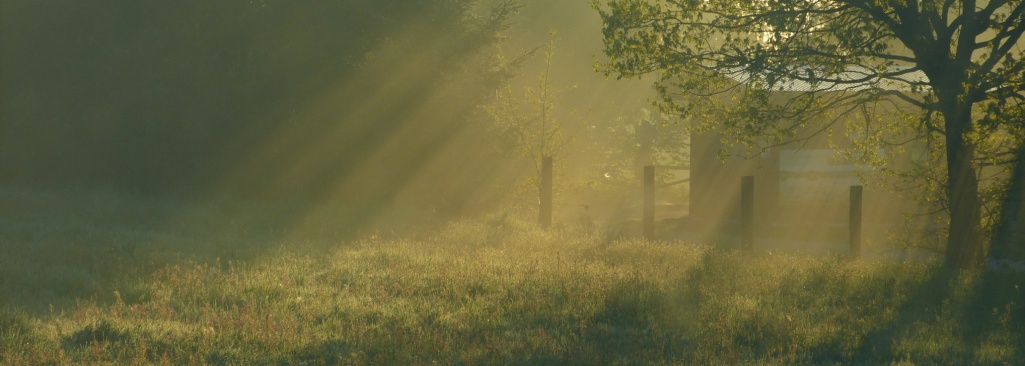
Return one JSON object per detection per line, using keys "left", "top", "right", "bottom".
{"left": 943, "top": 111, "right": 984, "bottom": 269}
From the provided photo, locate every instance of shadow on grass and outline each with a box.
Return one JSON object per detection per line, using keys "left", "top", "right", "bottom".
{"left": 844, "top": 266, "right": 957, "bottom": 363}
{"left": 955, "top": 270, "right": 1025, "bottom": 362}
{"left": 586, "top": 279, "right": 674, "bottom": 357}
{"left": 0, "top": 186, "right": 410, "bottom": 316}
{"left": 839, "top": 266, "right": 1025, "bottom": 364}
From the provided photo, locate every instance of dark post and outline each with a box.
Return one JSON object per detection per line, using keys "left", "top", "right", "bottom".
{"left": 643, "top": 165, "right": 656, "bottom": 240}
{"left": 539, "top": 156, "right": 553, "bottom": 229}
{"left": 741, "top": 175, "right": 754, "bottom": 251}
{"left": 850, "top": 185, "right": 863, "bottom": 258}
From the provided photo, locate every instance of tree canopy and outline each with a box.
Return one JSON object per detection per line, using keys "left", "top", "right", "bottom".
{"left": 594, "top": 0, "right": 1025, "bottom": 268}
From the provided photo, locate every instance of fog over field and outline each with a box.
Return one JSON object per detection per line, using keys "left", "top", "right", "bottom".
{"left": 1, "top": 1, "right": 1023, "bottom": 364}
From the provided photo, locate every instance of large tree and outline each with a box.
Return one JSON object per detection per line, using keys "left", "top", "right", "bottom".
{"left": 594, "top": 0, "right": 1025, "bottom": 268}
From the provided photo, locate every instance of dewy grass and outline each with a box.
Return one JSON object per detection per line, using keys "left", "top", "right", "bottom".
{"left": 1, "top": 188, "right": 1023, "bottom": 365}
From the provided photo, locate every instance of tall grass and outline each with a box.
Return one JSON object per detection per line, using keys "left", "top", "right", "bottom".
{"left": 1, "top": 187, "right": 1022, "bottom": 365}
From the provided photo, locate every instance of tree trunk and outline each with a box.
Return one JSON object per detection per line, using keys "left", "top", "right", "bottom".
{"left": 991, "top": 143, "right": 1025, "bottom": 261}
{"left": 943, "top": 111, "right": 984, "bottom": 269}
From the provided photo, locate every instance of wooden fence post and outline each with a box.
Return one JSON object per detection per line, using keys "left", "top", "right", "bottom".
{"left": 643, "top": 165, "right": 655, "bottom": 240}
{"left": 539, "top": 156, "right": 553, "bottom": 229}
{"left": 741, "top": 175, "right": 754, "bottom": 251}
{"left": 850, "top": 185, "right": 863, "bottom": 259}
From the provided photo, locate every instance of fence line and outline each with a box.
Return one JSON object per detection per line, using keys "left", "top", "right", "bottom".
{"left": 559, "top": 165, "right": 864, "bottom": 258}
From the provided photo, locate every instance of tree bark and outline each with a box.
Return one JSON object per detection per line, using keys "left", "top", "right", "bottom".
{"left": 943, "top": 109, "right": 984, "bottom": 269}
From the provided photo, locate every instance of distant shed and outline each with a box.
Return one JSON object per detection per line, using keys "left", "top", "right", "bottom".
{"left": 685, "top": 71, "right": 931, "bottom": 242}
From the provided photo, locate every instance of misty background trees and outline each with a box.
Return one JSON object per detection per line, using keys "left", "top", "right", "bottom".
{"left": 1, "top": 0, "right": 667, "bottom": 222}
{"left": 0, "top": 0, "right": 498, "bottom": 220}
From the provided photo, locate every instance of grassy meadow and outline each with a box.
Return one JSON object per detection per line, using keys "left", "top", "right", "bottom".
{"left": 1, "top": 187, "right": 1023, "bottom": 365}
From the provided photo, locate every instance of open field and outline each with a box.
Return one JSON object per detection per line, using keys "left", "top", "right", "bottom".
{"left": 1, "top": 188, "right": 1023, "bottom": 365}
